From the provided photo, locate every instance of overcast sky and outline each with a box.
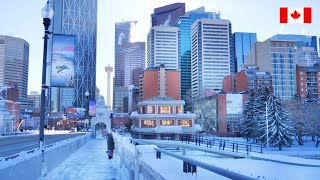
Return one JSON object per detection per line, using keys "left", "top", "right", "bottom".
{"left": 0, "top": 0, "right": 319, "bottom": 100}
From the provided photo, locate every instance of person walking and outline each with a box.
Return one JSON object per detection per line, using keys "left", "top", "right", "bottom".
{"left": 107, "top": 133, "right": 115, "bottom": 159}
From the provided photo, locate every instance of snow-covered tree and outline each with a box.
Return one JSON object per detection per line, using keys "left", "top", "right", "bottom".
{"left": 240, "top": 90, "right": 258, "bottom": 141}
{"left": 261, "top": 94, "right": 294, "bottom": 150}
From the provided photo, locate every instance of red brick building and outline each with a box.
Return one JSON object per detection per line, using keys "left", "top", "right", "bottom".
{"left": 217, "top": 93, "right": 248, "bottom": 136}
{"left": 140, "top": 64, "right": 180, "bottom": 100}
{"left": 296, "top": 63, "right": 320, "bottom": 99}
{"left": 222, "top": 66, "right": 272, "bottom": 93}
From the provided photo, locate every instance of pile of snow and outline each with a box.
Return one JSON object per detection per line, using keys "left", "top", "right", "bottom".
{"left": 155, "top": 125, "right": 183, "bottom": 134}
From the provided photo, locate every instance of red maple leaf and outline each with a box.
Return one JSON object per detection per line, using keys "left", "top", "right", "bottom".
{"left": 291, "top": 10, "right": 300, "bottom": 20}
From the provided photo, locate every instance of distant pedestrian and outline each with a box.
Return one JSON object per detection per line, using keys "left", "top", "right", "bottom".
{"left": 107, "top": 133, "right": 115, "bottom": 159}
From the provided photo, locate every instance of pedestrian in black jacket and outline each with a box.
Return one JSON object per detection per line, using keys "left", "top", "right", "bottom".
{"left": 107, "top": 133, "right": 115, "bottom": 159}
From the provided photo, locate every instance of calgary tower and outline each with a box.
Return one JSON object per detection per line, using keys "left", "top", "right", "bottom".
{"left": 104, "top": 65, "right": 113, "bottom": 108}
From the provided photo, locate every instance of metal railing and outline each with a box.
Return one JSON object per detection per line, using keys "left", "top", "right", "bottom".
{"left": 179, "top": 134, "right": 264, "bottom": 155}
{"left": 154, "top": 147, "right": 256, "bottom": 180}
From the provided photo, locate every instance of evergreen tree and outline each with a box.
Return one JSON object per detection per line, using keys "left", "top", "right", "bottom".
{"left": 255, "top": 86, "right": 272, "bottom": 140}
{"left": 261, "top": 94, "right": 294, "bottom": 150}
{"left": 240, "top": 90, "right": 257, "bottom": 141}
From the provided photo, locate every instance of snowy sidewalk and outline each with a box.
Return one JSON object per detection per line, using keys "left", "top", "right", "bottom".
{"left": 41, "top": 136, "right": 117, "bottom": 180}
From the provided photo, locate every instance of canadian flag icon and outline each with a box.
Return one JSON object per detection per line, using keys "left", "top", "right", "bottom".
{"left": 280, "top": 7, "right": 312, "bottom": 23}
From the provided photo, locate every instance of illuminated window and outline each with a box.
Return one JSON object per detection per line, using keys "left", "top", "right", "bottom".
{"left": 178, "top": 120, "right": 191, "bottom": 127}
{"left": 147, "top": 106, "right": 154, "bottom": 114}
{"left": 160, "top": 106, "right": 170, "bottom": 114}
{"left": 161, "top": 120, "right": 174, "bottom": 126}
{"left": 142, "top": 120, "right": 155, "bottom": 128}
{"left": 176, "top": 106, "right": 182, "bottom": 113}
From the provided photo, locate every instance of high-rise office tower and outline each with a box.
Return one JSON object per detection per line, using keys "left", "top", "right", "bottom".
{"left": 104, "top": 65, "right": 113, "bottom": 108}
{"left": 151, "top": 3, "right": 185, "bottom": 27}
{"left": 191, "top": 19, "right": 231, "bottom": 100}
{"left": 118, "top": 42, "right": 145, "bottom": 87}
{"left": 246, "top": 39, "right": 296, "bottom": 100}
{"left": 0, "top": 35, "right": 29, "bottom": 109}
{"left": 175, "top": 7, "right": 220, "bottom": 111}
{"left": 49, "top": 0, "right": 97, "bottom": 112}
{"left": 114, "top": 21, "right": 137, "bottom": 87}
{"left": 147, "top": 26, "right": 178, "bottom": 69}
{"left": 233, "top": 32, "right": 257, "bottom": 72}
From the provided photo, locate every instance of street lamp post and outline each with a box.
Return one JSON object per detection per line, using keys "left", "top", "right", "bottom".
{"left": 85, "top": 91, "right": 89, "bottom": 129}
{"left": 40, "top": 1, "right": 53, "bottom": 153}
{"left": 265, "top": 102, "right": 269, "bottom": 150}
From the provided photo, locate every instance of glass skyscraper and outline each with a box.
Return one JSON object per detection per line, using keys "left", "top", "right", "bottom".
{"left": 233, "top": 32, "right": 257, "bottom": 72}
{"left": 271, "top": 34, "right": 317, "bottom": 50}
{"left": 151, "top": 3, "right": 185, "bottom": 27}
{"left": 175, "top": 7, "right": 220, "bottom": 111}
{"left": 49, "top": 0, "right": 97, "bottom": 112}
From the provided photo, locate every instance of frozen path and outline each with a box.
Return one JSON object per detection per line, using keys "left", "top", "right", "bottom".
{"left": 42, "top": 136, "right": 117, "bottom": 180}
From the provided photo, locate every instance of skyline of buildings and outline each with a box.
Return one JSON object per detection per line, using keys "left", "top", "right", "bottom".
{"left": 176, "top": 6, "right": 221, "bottom": 111}
{"left": 49, "top": 0, "right": 98, "bottom": 112}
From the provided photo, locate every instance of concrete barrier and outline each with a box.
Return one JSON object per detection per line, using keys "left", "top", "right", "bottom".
{"left": 0, "top": 134, "right": 91, "bottom": 180}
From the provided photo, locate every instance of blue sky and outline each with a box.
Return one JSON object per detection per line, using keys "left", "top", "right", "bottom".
{"left": 0, "top": 0, "right": 319, "bottom": 99}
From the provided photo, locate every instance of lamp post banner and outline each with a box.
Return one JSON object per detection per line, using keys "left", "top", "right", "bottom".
{"left": 50, "top": 34, "right": 76, "bottom": 87}
{"left": 89, "top": 100, "right": 96, "bottom": 117}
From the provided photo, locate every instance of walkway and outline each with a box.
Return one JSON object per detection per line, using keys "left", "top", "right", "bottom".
{"left": 42, "top": 135, "right": 117, "bottom": 180}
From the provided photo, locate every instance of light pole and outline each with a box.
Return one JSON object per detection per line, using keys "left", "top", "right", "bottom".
{"left": 85, "top": 90, "right": 89, "bottom": 129}
{"left": 40, "top": 1, "right": 53, "bottom": 151}
{"left": 265, "top": 102, "right": 269, "bottom": 150}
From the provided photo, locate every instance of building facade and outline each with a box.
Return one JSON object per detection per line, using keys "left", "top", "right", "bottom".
{"left": 175, "top": 7, "right": 220, "bottom": 111}
{"left": 271, "top": 34, "right": 317, "bottom": 50}
{"left": 222, "top": 66, "right": 272, "bottom": 93}
{"left": 0, "top": 35, "right": 29, "bottom": 109}
{"left": 131, "top": 97, "right": 200, "bottom": 140}
{"left": 140, "top": 64, "right": 180, "bottom": 101}
{"left": 296, "top": 63, "right": 320, "bottom": 99}
{"left": 147, "top": 26, "right": 179, "bottom": 70}
{"left": 114, "top": 21, "right": 137, "bottom": 87}
{"left": 118, "top": 42, "right": 145, "bottom": 87}
{"left": 246, "top": 39, "right": 296, "bottom": 100}
{"left": 233, "top": 32, "right": 257, "bottom": 72}
{"left": 191, "top": 19, "right": 231, "bottom": 100}
{"left": 50, "top": 0, "right": 97, "bottom": 111}
{"left": 28, "top": 91, "right": 41, "bottom": 113}
{"left": 151, "top": 3, "right": 185, "bottom": 27}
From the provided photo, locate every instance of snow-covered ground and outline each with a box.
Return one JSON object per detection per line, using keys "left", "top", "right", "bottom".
{"left": 181, "top": 150, "right": 320, "bottom": 179}
{"left": 42, "top": 133, "right": 117, "bottom": 180}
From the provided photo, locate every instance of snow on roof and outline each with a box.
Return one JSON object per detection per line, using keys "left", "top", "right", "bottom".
{"left": 193, "top": 124, "right": 203, "bottom": 131}
{"left": 155, "top": 125, "right": 183, "bottom": 134}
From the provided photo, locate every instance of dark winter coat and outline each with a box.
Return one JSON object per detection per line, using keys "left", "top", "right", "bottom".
{"left": 107, "top": 134, "right": 115, "bottom": 150}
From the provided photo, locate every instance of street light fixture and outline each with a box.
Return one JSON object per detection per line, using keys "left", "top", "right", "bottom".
{"left": 40, "top": 0, "right": 53, "bottom": 153}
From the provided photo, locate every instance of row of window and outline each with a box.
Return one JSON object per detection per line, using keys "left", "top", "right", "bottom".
{"left": 140, "top": 120, "right": 192, "bottom": 128}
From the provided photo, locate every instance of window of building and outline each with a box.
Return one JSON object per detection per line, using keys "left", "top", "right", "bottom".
{"left": 161, "top": 120, "right": 174, "bottom": 126}
{"left": 301, "top": 82, "right": 303, "bottom": 86}
{"left": 178, "top": 120, "right": 191, "bottom": 127}
{"left": 176, "top": 106, "right": 182, "bottom": 113}
{"left": 147, "top": 106, "right": 154, "bottom": 114}
{"left": 160, "top": 106, "right": 171, "bottom": 114}
{"left": 301, "top": 77, "right": 303, "bottom": 80}
{"left": 142, "top": 120, "right": 156, "bottom": 128}
{"left": 301, "top": 88, "right": 304, "bottom": 92}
